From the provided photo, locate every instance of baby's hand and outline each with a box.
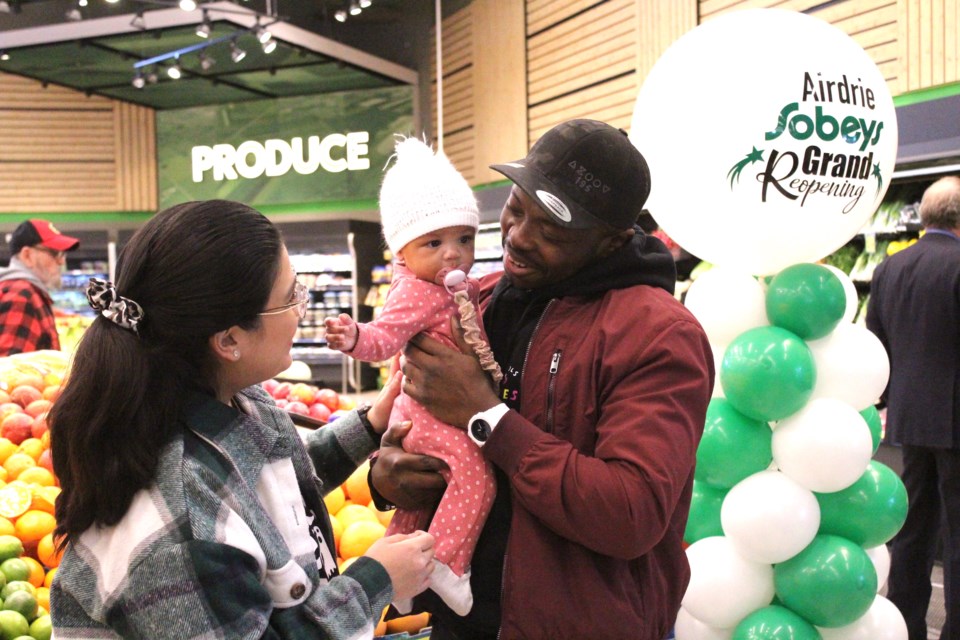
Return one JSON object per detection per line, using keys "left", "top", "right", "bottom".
{"left": 324, "top": 313, "right": 359, "bottom": 351}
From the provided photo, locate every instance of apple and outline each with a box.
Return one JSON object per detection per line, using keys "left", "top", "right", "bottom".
{"left": 10, "top": 385, "right": 42, "bottom": 408}
{"left": 38, "top": 449, "right": 53, "bottom": 474}
{"left": 286, "top": 401, "right": 309, "bottom": 416}
{"left": 1, "top": 413, "right": 33, "bottom": 445}
{"left": 271, "top": 382, "right": 292, "bottom": 400}
{"left": 261, "top": 378, "right": 279, "bottom": 395}
{"left": 0, "top": 403, "right": 22, "bottom": 419}
{"left": 309, "top": 403, "right": 332, "bottom": 422}
{"left": 274, "top": 398, "right": 288, "bottom": 409}
{"left": 288, "top": 383, "right": 317, "bottom": 405}
{"left": 316, "top": 388, "right": 340, "bottom": 412}
{"left": 30, "top": 415, "right": 48, "bottom": 440}
{"left": 24, "top": 399, "right": 52, "bottom": 419}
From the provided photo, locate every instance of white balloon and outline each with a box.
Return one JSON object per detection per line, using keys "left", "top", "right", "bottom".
{"left": 807, "top": 323, "right": 890, "bottom": 410}
{"left": 684, "top": 267, "right": 769, "bottom": 347}
{"left": 822, "top": 264, "right": 860, "bottom": 324}
{"left": 683, "top": 536, "right": 775, "bottom": 629}
{"left": 674, "top": 607, "right": 734, "bottom": 640}
{"left": 772, "top": 398, "right": 873, "bottom": 492}
{"left": 865, "top": 544, "right": 891, "bottom": 591}
{"left": 818, "top": 595, "right": 907, "bottom": 640}
{"left": 711, "top": 344, "right": 726, "bottom": 399}
{"left": 631, "top": 9, "right": 897, "bottom": 276}
{"left": 721, "top": 470, "right": 820, "bottom": 563}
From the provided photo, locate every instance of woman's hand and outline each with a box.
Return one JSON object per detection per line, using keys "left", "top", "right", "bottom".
{"left": 366, "top": 371, "right": 402, "bottom": 434}
{"left": 371, "top": 421, "right": 448, "bottom": 509}
{"left": 364, "top": 530, "right": 435, "bottom": 601}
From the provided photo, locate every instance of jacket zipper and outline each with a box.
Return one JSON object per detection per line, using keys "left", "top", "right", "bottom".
{"left": 545, "top": 349, "right": 562, "bottom": 433}
{"left": 499, "top": 299, "right": 555, "bottom": 639}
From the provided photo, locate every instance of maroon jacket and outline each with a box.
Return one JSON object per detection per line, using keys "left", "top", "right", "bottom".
{"left": 477, "top": 272, "right": 714, "bottom": 639}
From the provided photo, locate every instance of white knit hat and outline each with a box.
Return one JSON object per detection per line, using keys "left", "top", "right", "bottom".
{"left": 380, "top": 137, "right": 479, "bottom": 255}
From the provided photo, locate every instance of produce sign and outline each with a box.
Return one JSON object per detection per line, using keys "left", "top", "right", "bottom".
{"left": 631, "top": 9, "right": 898, "bottom": 276}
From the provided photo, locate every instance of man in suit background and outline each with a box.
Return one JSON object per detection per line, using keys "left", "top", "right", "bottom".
{"left": 867, "top": 175, "right": 960, "bottom": 640}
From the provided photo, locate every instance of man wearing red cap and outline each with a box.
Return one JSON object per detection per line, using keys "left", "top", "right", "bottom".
{"left": 0, "top": 219, "right": 80, "bottom": 355}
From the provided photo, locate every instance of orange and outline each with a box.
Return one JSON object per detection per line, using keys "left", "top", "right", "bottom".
{"left": 3, "top": 453, "right": 36, "bottom": 480}
{"left": 14, "top": 510, "right": 56, "bottom": 546}
{"left": 0, "top": 483, "right": 32, "bottom": 519}
{"left": 329, "top": 513, "right": 343, "bottom": 555}
{"left": 16, "top": 468, "right": 54, "bottom": 488}
{"left": 42, "top": 373, "right": 62, "bottom": 388}
{"left": 21, "top": 556, "right": 44, "bottom": 588}
{"left": 42, "top": 567, "right": 55, "bottom": 588}
{"left": 39, "top": 432, "right": 49, "bottom": 450}
{"left": 375, "top": 607, "right": 388, "bottom": 636}
{"left": 338, "top": 556, "right": 358, "bottom": 573}
{"left": 334, "top": 504, "right": 378, "bottom": 531}
{"left": 37, "top": 535, "right": 62, "bottom": 570}
{"left": 342, "top": 460, "right": 372, "bottom": 506}
{"left": 368, "top": 501, "right": 395, "bottom": 527}
{"left": 322, "top": 486, "right": 345, "bottom": 516}
{"left": 338, "top": 520, "right": 385, "bottom": 559}
{"left": 0, "top": 439, "right": 16, "bottom": 465}
{"left": 15, "top": 440, "right": 44, "bottom": 464}
{"left": 386, "top": 612, "right": 430, "bottom": 634}
{"left": 0, "top": 467, "right": 8, "bottom": 484}
{"left": 34, "top": 586, "right": 49, "bottom": 613}
{"left": 29, "top": 487, "right": 59, "bottom": 516}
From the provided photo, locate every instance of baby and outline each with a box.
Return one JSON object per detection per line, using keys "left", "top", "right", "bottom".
{"left": 324, "top": 137, "right": 500, "bottom": 616}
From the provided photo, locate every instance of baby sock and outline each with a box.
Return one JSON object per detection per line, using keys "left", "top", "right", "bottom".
{"left": 429, "top": 559, "right": 473, "bottom": 617}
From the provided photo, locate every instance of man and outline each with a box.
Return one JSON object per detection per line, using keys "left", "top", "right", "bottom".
{"left": 866, "top": 175, "right": 960, "bottom": 640}
{"left": 372, "top": 119, "right": 714, "bottom": 639}
{"left": 0, "top": 219, "right": 80, "bottom": 355}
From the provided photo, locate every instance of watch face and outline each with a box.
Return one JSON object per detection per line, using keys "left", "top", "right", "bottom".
{"left": 471, "top": 418, "right": 491, "bottom": 442}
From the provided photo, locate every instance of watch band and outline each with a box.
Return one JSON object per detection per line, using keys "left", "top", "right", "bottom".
{"left": 467, "top": 403, "right": 510, "bottom": 447}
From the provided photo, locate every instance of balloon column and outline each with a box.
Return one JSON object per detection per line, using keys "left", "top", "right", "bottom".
{"left": 630, "top": 8, "right": 908, "bottom": 640}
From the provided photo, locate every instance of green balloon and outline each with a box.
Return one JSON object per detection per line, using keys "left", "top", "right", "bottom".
{"left": 721, "top": 326, "right": 816, "bottom": 421}
{"left": 774, "top": 535, "right": 877, "bottom": 627}
{"left": 684, "top": 481, "right": 727, "bottom": 544}
{"left": 766, "top": 263, "right": 847, "bottom": 340}
{"left": 816, "top": 461, "right": 908, "bottom": 547}
{"left": 732, "top": 605, "right": 822, "bottom": 640}
{"left": 696, "top": 398, "right": 773, "bottom": 488}
{"left": 859, "top": 405, "right": 883, "bottom": 453}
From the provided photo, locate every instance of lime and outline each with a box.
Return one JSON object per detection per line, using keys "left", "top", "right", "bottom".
{"left": 0, "top": 584, "right": 32, "bottom": 601}
{"left": 0, "top": 539, "right": 21, "bottom": 565}
{"left": 1, "top": 592, "right": 35, "bottom": 622}
{"left": 28, "top": 615, "right": 51, "bottom": 640}
{"left": 0, "top": 609, "right": 28, "bottom": 640}
{"left": 0, "top": 561, "right": 27, "bottom": 586}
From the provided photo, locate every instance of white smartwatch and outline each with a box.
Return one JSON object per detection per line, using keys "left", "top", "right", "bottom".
{"left": 467, "top": 403, "right": 511, "bottom": 447}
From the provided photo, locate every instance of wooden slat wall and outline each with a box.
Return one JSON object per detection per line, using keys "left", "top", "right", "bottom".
{"left": 0, "top": 71, "right": 156, "bottom": 213}
{"left": 431, "top": 5, "right": 476, "bottom": 182}
{"left": 694, "top": 0, "right": 960, "bottom": 96}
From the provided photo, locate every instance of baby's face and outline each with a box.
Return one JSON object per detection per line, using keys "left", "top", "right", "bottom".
{"left": 398, "top": 225, "right": 476, "bottom": 283}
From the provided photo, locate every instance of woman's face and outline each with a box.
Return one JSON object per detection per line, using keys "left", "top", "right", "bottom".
{"left": 241, "top": 246, "right": 302, "bottom": 386}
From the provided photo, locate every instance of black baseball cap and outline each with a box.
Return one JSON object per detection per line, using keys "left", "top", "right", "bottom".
{"left": 10, "top": 219, "right": 80, "bottom": 254}
{"left": 490, "top": 119, "right": 651, "bottom": 230}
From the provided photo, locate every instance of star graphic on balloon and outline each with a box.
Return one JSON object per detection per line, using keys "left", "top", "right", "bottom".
{"left": 727, "top": 147, "right": 765, "bottom": 188}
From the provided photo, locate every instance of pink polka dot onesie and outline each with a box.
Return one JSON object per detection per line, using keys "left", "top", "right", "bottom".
{"left": 346, "top": 264, "right": 496, "bottom": 579}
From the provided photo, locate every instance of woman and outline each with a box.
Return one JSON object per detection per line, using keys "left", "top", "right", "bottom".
{"left": 49, "top": 200, "right": 434, "bottom": 639}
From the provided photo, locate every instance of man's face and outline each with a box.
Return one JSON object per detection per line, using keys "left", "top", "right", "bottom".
{"left": 499, "top": 186, "right": 620, "bottom": 290}
{"left": 23, "top": 246, "right": 65, "bottom": 289}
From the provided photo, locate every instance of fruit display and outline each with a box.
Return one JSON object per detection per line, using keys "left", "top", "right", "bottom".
{"left": 261, "top": 378, "right": 358, "bottom": 423}
{"left": 53, "top": 316, "right": 93, "bottom": 355}
{"left": 0, "top": 350, "right": 67, "bottom": 640}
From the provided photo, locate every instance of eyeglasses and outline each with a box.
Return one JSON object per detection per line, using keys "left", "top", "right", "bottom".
{"left": 33, "top": 246, "right": 65, "bottom": 261}
{"left": 258, "top": 280, "right": 309, "bottom": 319}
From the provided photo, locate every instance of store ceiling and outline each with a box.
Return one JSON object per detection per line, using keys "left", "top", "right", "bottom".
{"left": 0, "top": 0, "right": 416, "bottom": 110}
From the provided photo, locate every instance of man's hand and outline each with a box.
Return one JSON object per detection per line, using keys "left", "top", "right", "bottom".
{"left": 323, "top": 313, "right": 358, "bottom": 351}
{"left": 401, "top": 317, "right": 501, "bottom": 428}
{"left": 372, "top": 421, "right": 448, "bottom": 510}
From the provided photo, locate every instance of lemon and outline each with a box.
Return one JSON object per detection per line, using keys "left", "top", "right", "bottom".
{"left": 28, "top": 615, "right": 51, "bottom": 640}
{"left": 0, "top": 561, "right": 26, "bottom": 587}
{"left": 0, "top": 583, "right": 32, "bottom": 601}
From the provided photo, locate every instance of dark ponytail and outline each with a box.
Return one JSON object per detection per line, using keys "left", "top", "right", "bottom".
{"left": 50, "top": 201, "right": 282, "bottom": 545}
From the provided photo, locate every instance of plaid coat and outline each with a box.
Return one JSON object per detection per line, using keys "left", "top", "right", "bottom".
{"left": 0, "top": 278, "right": 60, "bottom": 355}
{"left": 51, "top": 385, "right": 392, "bottom": 639}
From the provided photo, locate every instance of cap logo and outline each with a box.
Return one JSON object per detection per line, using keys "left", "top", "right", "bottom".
{"left": 47, "top": 223, "right": 60, "bottom": 235}
{"left": 568, "top": 161, "right": 611, "bottom": 195}
{"left": 536, "top": 190, "right": 572, "bottom": 223}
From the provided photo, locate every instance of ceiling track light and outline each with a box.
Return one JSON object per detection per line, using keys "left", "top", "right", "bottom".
{"left": 359, "top": 0, "right": 371, "bottom": 8}
{"left": 65, "top": 7, "right": 82, "bottom": 21}
{"left": 179, "top": 0, "right": 197, "bottom": 11}
{"left": 334, "top": 9, "right": 347, "bottom": 22}
{"left": 254, "top": 24, "right": 273, "bottom": 45}
{"left": 78, "top": 0, "right": 87, "bottom": 6}
{"left": 130, "top": 11, "right": 146, "bottom": 30}
{"left": 167, "top": 60, "right": 182, "bottom": 80}
{"left": 0, "top": 1, "right": 11, "bottom": 14}
{"left": 261, "top": 38, "right": 277, "bottom": 54}
{"left": 196, "top": 10, "right": 211, "bottom": 38}
{"left": 229, "top": 39, "right": 246, "bottom": 63}
{"left": 0, "top": 51, "right": 9, "bottom": 62}
{"left": 198, "top": 51, "right": 215, "bottom": 70}
{"left": 349, "top": 1, "right": 361, "bottom": 16}
{"left": 132, "top": 71, "right": 145, "bottom": 89}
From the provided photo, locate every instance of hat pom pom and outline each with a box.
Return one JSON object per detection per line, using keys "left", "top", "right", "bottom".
{"left": 394, "top": 137, "right": 436, "bottom": 163}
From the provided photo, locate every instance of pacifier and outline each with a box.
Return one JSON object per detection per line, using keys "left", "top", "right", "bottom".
{"left": 437, "top": 267, "right": 468, "bottom": 294}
